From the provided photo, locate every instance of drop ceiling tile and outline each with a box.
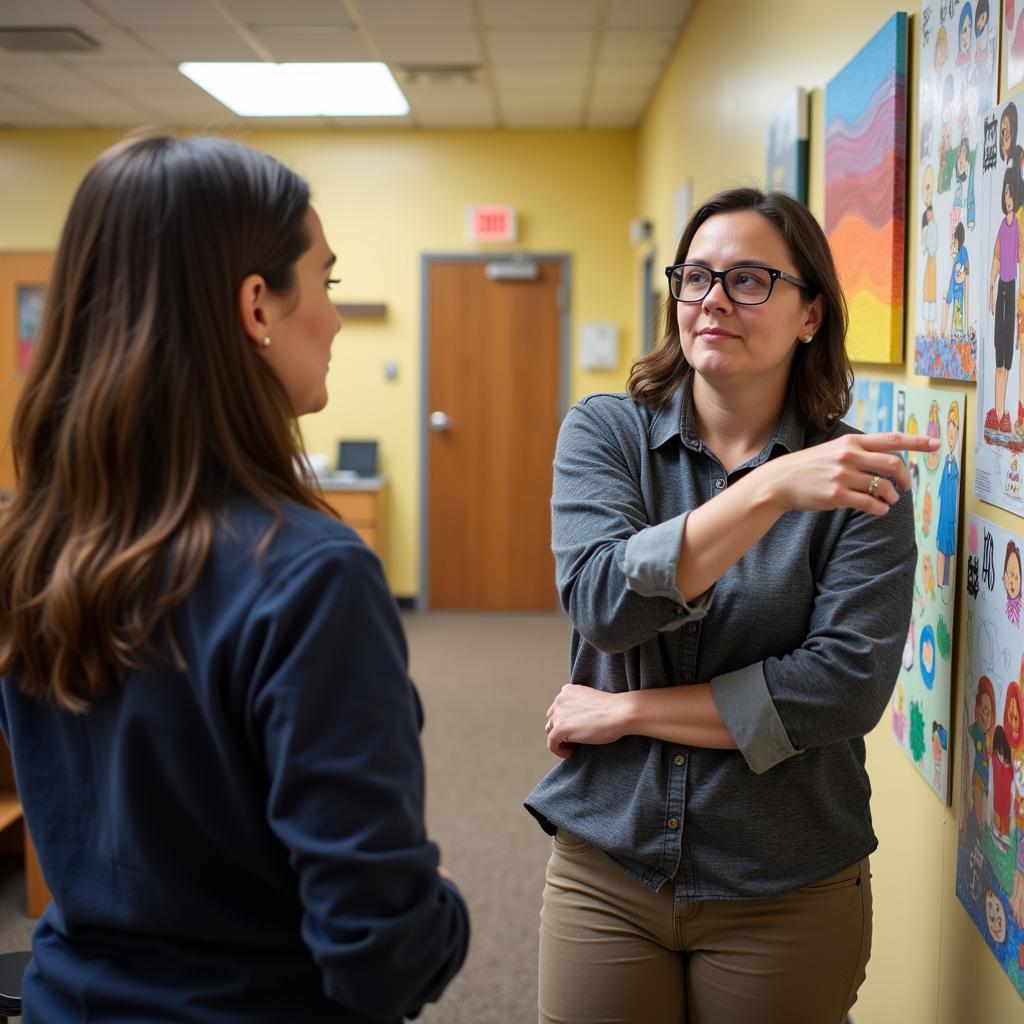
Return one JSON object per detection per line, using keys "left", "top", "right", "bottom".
{"left": 372, "top": 29, "right": 481, "bottom": 63}
{"left": 499, "top": 86, "right": 585, "bottom": 111}
{"left": 403, "top": 85, "right": 493, "bottom": 113}
{"left": 56, "top": 29, "right": 161, "bottom": 62}
{"left": 606, "top": 0, "right": 693, "bottom": 29}
{"left": 416, "top": 109, "right": 497, "bottom": 126}
{"left": 253, "top": 27, "right": 371, "bottom": 61}
{"left": 598, "top": 29, "right": 675, "bottom": 63}
{"left": 0, "top": 89, "right": 52, "bottom": 116}
{"left": 137, "top": 30, "right": 262, "bottom": 61}
{"left": 488, "top": 29, "right": 593, "bottom": 63}
{"left": 88, "top": 0, "right": 228, "bottom": 29}
{"left": 592, "top": 62, "right": 660, "bottom": 90}
{"left": 0, "top": 0, "right": 109, "bottom": 28}
{"left": 0, "top": 62, "right": 98, "bottom": 94}
{"left": 128, "top": 90, "right": 239, "bottom": 119}
{"left": 589, "top": 87, "right": 652, "bottom": 112}
{"left": 67, "top": 63, "right": 196, "bottom": 92}
{"left": 503, "top": 108, "right": 580, "bottom": 127}
{"left": 480, "top": 0, "right": 601, "bottom": 28}
{"left": 43, "top": 91, "right": 154, "bottom": 116}
{"left": 227, "top": 0, "right": 355, "bottom": 27}
{"left": 493, "top": 63, "right": 588, "bottom": 90}
{"left": 354, "top": 0, "right": 474, "bottom": 29}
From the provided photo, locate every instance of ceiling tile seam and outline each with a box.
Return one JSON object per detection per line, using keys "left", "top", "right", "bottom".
{"left": 580, "top": 0, "right": 610, "bottom": 130}
{"left": 344, "top": 0, "right": 424, "bottom": 129}
{"left": 211, "top": 0, "right": 278, "bottom": 61}
{"left": 470, "top": 0, "right": 502, "bottom": 129}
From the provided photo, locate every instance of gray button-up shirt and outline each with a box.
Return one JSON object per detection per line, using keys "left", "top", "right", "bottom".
{"left": 525, "top": 375, "right": 915, "bottom": 900}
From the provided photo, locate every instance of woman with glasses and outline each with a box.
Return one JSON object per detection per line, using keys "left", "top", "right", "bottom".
{"left": 526, "top": 187, "right": 937, "bottom": 1024}
{"left": 0, "top": 135, "right": 468, "bottom": 1023}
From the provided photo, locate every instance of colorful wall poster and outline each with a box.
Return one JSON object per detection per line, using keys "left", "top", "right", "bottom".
{"left": 842, "top": 376, "right": 894, "bottom": 433}
{"left": 973, "top": 94, "right": 1024, "bottom": 517}
{"left": 15, "top": 285, "right": 44, "bottom": 375}
{"left": 1009, "top": 0, "right": 1024, "bottom": 92}
{"left": 891, "top": 386, "right": 966, "bottom": 802}
{"left": 766, "top": 88, "right": 809, "bottom": 202}
{"left": 958, "top": 514, "right": 1024, "bottom": 997}
{"left": 914, "top": 0, "right": 999, "bottom": 379}
{"left": 825, "top": 13, "right": 908, "bottom": 364}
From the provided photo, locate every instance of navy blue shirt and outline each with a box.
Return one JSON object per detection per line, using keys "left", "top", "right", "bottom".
{"left": 0, "top": 499, "right": 468, "bottom": 1023}
{"left": 526, "top": 379, "right": 915, "bottom": 899}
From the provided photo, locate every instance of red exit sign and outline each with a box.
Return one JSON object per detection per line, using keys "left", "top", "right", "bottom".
{"left": 466, "top": 204, "right": 517, "bottom": 242}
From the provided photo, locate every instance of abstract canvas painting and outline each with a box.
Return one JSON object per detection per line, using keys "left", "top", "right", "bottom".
{"left": 766, "top": 88, "right": 809, "bottom": 202}
{"left": 825, "top": 13, "right": 908, "bottom": 363}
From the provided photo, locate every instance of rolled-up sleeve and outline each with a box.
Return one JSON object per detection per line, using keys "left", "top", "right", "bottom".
{"left": 554, "top": 400, "right": 713, "bottom": 654}
{"left": 711, "top": 491, "right": 916, "bottom": 772}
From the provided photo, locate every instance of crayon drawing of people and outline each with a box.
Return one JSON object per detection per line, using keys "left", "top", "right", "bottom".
{"left": 937, "top": 402, "right": 960, "bottom": 589}
{"left": 988, "top": 169, "right": 1021, "bottom": 435}
{"left": 971, "top": 675, "right": 996, "bottom": 829}
{"left": 942, "top": 223, "right": 969, "bottom": 339}
{"left": 1006, "top": 540, "right": 1023, "bottom": 625}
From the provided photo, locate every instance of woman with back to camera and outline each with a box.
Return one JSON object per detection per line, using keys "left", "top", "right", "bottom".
{"left": 525, "top": 187, "right": 939, "bottom": 1024}
{"left": 0, "top": 134, "right": 468, "bottom": 1023}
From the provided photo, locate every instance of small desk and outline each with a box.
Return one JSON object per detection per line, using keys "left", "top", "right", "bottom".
{"left": 318, "top": 476, "right": 388, "bottom": 570}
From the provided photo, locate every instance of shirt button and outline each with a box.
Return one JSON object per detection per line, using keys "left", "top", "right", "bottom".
{"left": 667, "top": 818, "right": 679, "bottom": 830}
{"left": 674, "top": 605, "right": 684, "bottom": 616}
{"left": 685, "top": 622, "right": 698, "bottom": 635}
{"left": 714, "top": 478, "right": 726, "bottom": 489}
{"left": 681, "top": 671, "right": 694, "bottom": 683}
{"left": 674, "top": 754, "right": 686, "bottom": 767}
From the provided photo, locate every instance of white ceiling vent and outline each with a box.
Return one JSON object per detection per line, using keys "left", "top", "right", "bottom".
{"left": 0, "top": 27, "right": 100, "bottom": 53}
{"left": 394, "top": 64, "right": 482, "bottom": 88}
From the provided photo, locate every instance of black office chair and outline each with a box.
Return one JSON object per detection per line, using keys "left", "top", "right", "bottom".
{"left": 0, "top": 951, "right": 29, "bottom": 1021}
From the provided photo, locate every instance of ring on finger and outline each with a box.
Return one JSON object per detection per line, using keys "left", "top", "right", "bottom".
{"left": 867, "top": 474, "right": 881, "bottom": 497}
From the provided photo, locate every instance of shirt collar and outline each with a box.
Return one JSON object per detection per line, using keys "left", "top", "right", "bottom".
{"left": 648, "top": 371, "right": 807, "bottom": 458}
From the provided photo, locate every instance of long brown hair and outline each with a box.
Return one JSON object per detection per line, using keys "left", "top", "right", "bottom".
{"left": 628, "top": 187, "right": 853, "bottom": 430}
{"left": 0, "top": 134, "right": 333, "bottom": 711}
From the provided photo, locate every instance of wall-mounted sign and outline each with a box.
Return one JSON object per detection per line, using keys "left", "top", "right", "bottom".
{"left": 466, "top": 204, "right": 517, "bottom": 242}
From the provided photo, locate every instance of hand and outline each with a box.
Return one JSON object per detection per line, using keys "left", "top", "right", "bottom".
{"left": 437, "top": 865, "right": 459, "bottom": 887}
{"left": 761, "top": 432, "right": 939, "bottom": 517}
{"left": 545, "top": 683, "right": 627, "bottom": 759}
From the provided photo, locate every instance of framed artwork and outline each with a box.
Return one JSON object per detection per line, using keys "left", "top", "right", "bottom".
{"left": 958, "top": 514, "right": 1024, "bottom": 996}
{"left": 16, "top": 285, "right": 45, "bottom": 375}
{"left": 765, "top": 88, "right": 809, "bottom": 202}
{"left": 914, "top": 0, "right": 999, "bottom": 379}
{"left": 842, "top": 376, "right": 895, "bottom": 433}
{"left": 825, "top": 13, "right": 908, "bottom": 364}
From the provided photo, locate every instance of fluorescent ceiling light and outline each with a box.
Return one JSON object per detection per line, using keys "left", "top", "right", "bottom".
{"left": 178, "top": 62, "right": 409, "bottom": 117}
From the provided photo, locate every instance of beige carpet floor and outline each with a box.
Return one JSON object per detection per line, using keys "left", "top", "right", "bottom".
{"left": 0, "top": 610, "right": 571, "bottom": 1023}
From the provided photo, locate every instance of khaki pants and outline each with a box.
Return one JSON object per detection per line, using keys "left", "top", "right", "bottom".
{"left": 539, "top": 830, "right": 871, "bottom": 1024}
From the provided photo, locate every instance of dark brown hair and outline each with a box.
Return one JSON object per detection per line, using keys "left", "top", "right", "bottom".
{"left": 627, "top": 187, "right": 853, "bottom": 431}
{"left": 0, "top": 134, "right": 333, "bottom": 711}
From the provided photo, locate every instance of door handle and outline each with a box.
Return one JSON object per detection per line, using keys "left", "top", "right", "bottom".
{"left": 429, "top": 410, "right": 451, "bottom": 432}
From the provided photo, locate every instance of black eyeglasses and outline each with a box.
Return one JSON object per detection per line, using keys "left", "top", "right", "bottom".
{"left": 665, "top": 263, "right": 811, "bottom": 305}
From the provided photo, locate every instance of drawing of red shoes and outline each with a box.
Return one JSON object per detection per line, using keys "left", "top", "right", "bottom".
{"left": 1002, "top": 411, "right": 1013, "bottom": 432}
{"left": 986, "top": 407, "right": 1000, "bottom": 429}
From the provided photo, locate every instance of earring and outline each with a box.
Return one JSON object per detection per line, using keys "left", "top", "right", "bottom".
{"left": 801, "top": 334, "right": 814, "bottom": 344}
{"left": 262, "top": 336, "right": 272, "bottom": 348}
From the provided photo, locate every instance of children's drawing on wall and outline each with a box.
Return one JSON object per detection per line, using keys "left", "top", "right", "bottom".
{"left": 841, "top": 376, "right": 894, "bottom": 433}
{"left": 971, "top": 96, "right": 1024, "bottom": 515}
{"left": 1008, "top": 0, "right": 1024, "bottom": 92}
{"left": 915, "top": 0, "right": 1000, "bottom": 379}
{"left": 958, "top": 514, "right": 1024, "bottom": 996}
{"left": 885, "top": 385, "right": 966, "bottom": 800}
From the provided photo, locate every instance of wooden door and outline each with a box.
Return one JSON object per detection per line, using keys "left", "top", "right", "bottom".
{"left": 0, "top": 253, "right": 54, "bottom": 492}
{"left": 427, "top": 259, "right": 563, "bottom": 609}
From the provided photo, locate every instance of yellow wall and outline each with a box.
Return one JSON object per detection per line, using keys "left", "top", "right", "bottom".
{"left": 639, "top": 1, "right": 1021, "bottom": 1021}
{"left": 0, "top": 127, "right": 636, "bottom": 595}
